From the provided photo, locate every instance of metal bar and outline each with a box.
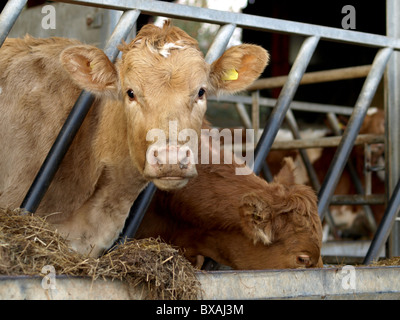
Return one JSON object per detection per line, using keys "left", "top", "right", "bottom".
{"left": 386, "top": 0, "right": 400, "bottom": 258}
{"left": 56, "top": 0, "right": 400, "bottom": 50}
{"left": 235, "top": 103, "right": 252, "bottom": 131}
{"left": 20, "top": 10, "right": 140, "bottom": 213}
{"left": 326, "top": 112, "right": 377, "bottom": 233}
{"left": 248, "top": 65, "right": 372, "bottom": 91}
{"left": 269, "top": 134, "right": 384, "bottom": 150}
{"left": 364, "top": 177, "right": 400, "bottom": 264}
{"left": 331, "top": 194, "right": 386, "bottom": 206}
{"left": 251, "top": 90, "right": 260, "bottom": 143}
{"left": 318, "top": 47, "right": 393, "bottom": 220}
{"left": 210, "top": 95, "right": 354, "bottom": 116}
{"left": 285, "top": 109, "right": 320, "bottom": 191}
{"left": 119, "top": 183, "right": 157, "bottom": 241}
{"left": 285, "top": 109, "right": 339, "bottom": 236}
{"left": 0, "top": 0, "right": 27, "bottom": 47}
{"left": 205, "top": 23, "right": 236, "bottom": 64}
{"left": 253, "top": 36, "right": 320, "bottom": 175}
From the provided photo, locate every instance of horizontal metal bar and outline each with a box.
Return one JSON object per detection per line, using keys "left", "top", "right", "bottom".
{"left": 330, "top": 194, "right": 385, "bottom": 206}
{"left": 247, "top": 65, "right": 372, "bottom": 90}
{"left": 57, "top": 0, "right": 400, "bottom": 49}
{"left": 270, "top": 134, "right": 384, "bottom": 150}
{"left": 209, "top": 95, "right": 354, "bottom": 116}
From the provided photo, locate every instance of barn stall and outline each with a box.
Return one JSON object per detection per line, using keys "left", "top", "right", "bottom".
{"left": 0, "top": 0, "right": 400, "bottom": 300}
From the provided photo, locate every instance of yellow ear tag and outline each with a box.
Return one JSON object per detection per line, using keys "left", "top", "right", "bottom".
{"left": 222, "top": 69, "right": 239, "bottom": 81}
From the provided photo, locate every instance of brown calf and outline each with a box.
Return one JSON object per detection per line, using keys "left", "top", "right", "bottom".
{"left": 137, "top": 157, "right": 323, "bottom": 270}
{"left": 0, "top": 21, "right": 268, "bottom": 256}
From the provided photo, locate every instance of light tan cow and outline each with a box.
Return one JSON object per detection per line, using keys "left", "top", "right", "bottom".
{"left": 0, "top": 21, "right": 268, "bottom": 256}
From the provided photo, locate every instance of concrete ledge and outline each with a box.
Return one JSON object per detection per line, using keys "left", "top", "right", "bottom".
{"left": 1, "top": 266, "right": 400, "bottom": 300}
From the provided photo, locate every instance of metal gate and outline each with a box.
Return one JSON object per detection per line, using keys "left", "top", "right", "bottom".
{"left": 1, "top": 0, "right": 400, "bottom": 265}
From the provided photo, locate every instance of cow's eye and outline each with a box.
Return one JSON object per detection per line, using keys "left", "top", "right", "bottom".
{"left": 198, "top": 88, "right": 206, "bottom": 99}
{"left": 127, "top": 89, "right": 135, "bottom": 101}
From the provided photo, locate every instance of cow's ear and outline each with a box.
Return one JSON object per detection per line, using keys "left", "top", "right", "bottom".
{"left": 239, "top": 193, "right": 273, "bottom": 245}
{"left": 209, "top": 44, "right": 269, "bottom": 94}
{"left": 61, "top": 45, "right": 119, "bottom": 96}
{"left": 273, "top": 157, "right": 296, "bottom": 186}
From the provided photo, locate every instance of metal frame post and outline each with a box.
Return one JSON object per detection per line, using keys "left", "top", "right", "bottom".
{"left": 20, "top": 10, "right": 140, "bottom": 213}
{"left": 318, "top": 47, "right": 393, "bottom": 220}
{"left": 385, "top": 0, "right": 400, "bottom": 258}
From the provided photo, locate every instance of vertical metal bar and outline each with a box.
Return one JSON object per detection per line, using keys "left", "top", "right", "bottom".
{"left": 318, "top": 47, "right": 393, "bottom": 220}
{"left": 364, "top": 177, "right": 400, "bottom": 264}
{"left": 20, "top": 10, "right": 141, "bottom": 213}
{"left": 252, "top": 90, "right": 260, "bottom": 142}
{"left": 0, "top": 0, "right": 27, "bottom": 47}
{"left": 386, "top": 0, "right": 400, "bottom": 258}
{"left": 253, "top": 36, "right": 319, "bottom": 175}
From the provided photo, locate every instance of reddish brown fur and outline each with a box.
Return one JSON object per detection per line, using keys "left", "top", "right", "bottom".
{"left": 0, "top": 21, "right": 268, "bottom": 256}
{"left": 137, "top": 157, "right": 323, "bottom": 270}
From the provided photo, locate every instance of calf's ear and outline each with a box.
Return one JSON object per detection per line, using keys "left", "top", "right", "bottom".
{"left": 239, "top": 193, "right": 274, "bottom": 245}
{"left": 209, "top": 44, "right": 269, "bottom": 94}
{"left": 60, "top": 45, "right": 119, "bottom": 96}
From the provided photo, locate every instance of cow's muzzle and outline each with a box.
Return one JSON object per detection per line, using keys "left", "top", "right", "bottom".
{"left": 144, "top": 145, "right": 197, "bottom": 190}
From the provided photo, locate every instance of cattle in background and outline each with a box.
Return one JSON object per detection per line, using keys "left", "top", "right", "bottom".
{"left": 137, "top": 157, "right": 323, "bottom": 270}
{"left": 312, "top": 108, "right": 385, "bottom": 238}
{"left": 0, "top": 21, "right": 268, "bottom": 256}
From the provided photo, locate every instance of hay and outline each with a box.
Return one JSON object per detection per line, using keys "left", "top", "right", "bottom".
{"left": 0, "top": 207, "right": 200, "bottom": 300}
{"left": 371, "top": 257, "right": 400, "bottom": 267}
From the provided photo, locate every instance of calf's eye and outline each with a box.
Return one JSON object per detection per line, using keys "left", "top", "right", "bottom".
{"left": 198, "top": 88, "right": 206, "bottom": 99}
{"left": 127, "top": 89, "right": 135, "bottom": 101}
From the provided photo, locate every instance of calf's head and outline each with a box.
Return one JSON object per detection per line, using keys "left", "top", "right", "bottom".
{"left": 238, "top": 163, "right": 323, "bottom": 269}
{"left": 60, "top": 21, "right": 269, "bottom": 190}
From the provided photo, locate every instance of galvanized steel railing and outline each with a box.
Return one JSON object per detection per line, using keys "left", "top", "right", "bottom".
{"left": 1, "top": 0, "right": 400, "bottom": 264}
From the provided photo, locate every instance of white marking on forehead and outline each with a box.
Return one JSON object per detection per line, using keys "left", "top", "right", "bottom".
{"left": 367, "top": 107, "right": 378, "bottom": 116}
{"left": 158, "top": 42, "right": 185, "bottom": 58}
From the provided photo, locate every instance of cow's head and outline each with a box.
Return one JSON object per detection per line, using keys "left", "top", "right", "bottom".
{"left": 238, "top": 158, "right": 323, "bottom": 269}
{"left": 60, "top": 21, "right": 269, "bottom": 190}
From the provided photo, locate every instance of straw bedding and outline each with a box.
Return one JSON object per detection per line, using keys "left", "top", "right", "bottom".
{"left": 0, "top": 207, "right": 200, "bottom": 299}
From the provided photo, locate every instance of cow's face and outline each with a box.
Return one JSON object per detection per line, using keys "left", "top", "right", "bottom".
{"left": 238, "top": 183, "right": 323, "bottom": 269}
{"left": 61, "top": 21, "right": 269, "bottom": 190}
